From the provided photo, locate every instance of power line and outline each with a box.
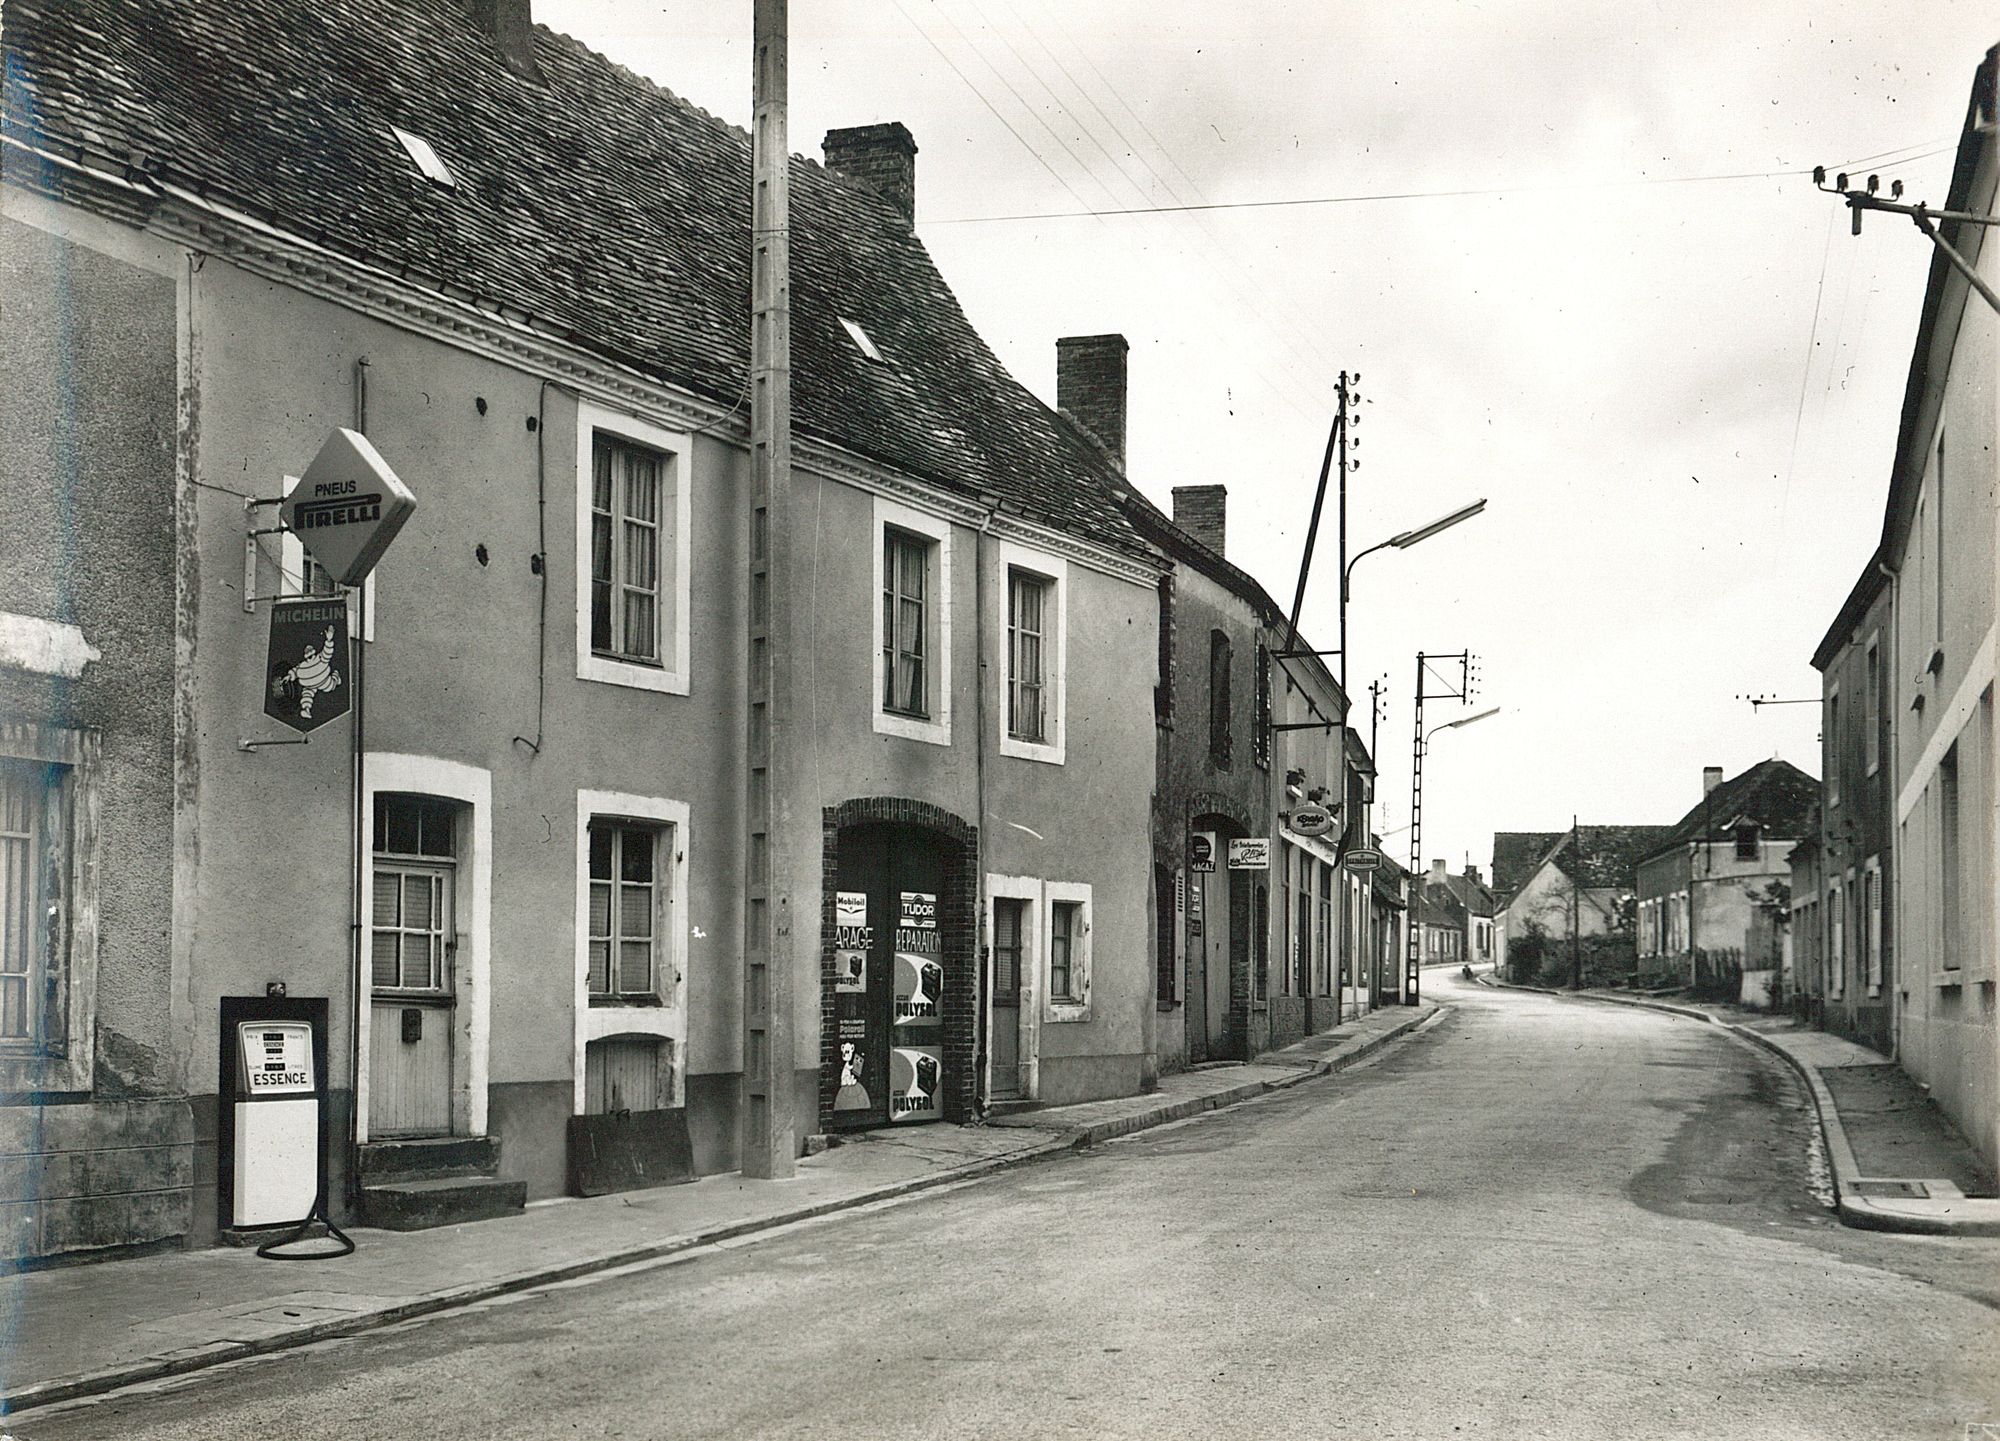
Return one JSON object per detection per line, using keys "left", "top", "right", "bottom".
{"left": 929, "top": 145, "right": 1958, "bottom": 226}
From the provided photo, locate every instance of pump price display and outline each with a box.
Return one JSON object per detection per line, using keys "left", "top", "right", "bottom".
{"left": 239, "top": 1024, "right": 315, "bottom": 1095}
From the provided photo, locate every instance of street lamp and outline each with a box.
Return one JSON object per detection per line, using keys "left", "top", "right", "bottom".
{"left": 1406, "top": 703, "right": 1500, "bottom": 1002}
{"left": 1340, "top": 499, "right": 1487, "bottom": 691}
{"left": 1424, "top": 704, "right": 1501, "bottom": 754}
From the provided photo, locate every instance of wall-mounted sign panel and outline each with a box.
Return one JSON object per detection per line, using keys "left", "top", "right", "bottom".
{"left": 281, "top": 428, "right": 417, "bottom": 587}
{"left": 1226, "top": 838, "right": 1270, "bottom": 870}
{"left": 1288, "top": 804, "right": 1336, "bottom": 838}
{"left": 264, "top": 598, "right": 350, "bottom": 733}
{"left": 1189, "top": 831, "right": 1217, "bottom": 873}
{"left": 1343, "top": 848, "right": 1384, "bottom": 873}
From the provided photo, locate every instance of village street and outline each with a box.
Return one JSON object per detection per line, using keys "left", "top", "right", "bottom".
{"left": 22, "top": 973, "right": 1999, "bottom": 1441}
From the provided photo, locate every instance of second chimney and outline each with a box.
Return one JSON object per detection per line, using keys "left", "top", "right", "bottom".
{"left": 823, "top": 123, "right": 919, "bottom": 230}
{"left": 1056, "top": 334, "right": 1128, "bottom": 467}
{"left": 1172, "top": 485, "right": 1227, "bottom": 557}
{"left": 470, "top": 0, "right": 543, "bottom": 82}
{"left": 1703, "top": 765, "right": 1724, "bottom": 796}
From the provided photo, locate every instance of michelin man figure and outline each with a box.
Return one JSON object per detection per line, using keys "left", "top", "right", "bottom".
{"left": 274, "top": 625, "right": 343, "bottom": 719}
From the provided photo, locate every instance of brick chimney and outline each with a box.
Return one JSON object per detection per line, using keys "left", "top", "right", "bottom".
{"left": 1703, "top": 765, "right": 1724, "bottom": 796}
{"left": 1172, "top": 486, "right": 1227, "bottom": 557}
{"left": 1430, "top": 859, "right": 1447, "bottom": 881}
{"left": 823, "top": 123, "right": 918, "bottom": 230}
{"left": 470, "top": 0, "right": 542, "bottom": 82}
{"left": 1056, "top": 334, "right": 1129, "bottom": 467}
{"left": 1465, "top": 863, "right": 1482, "bottom": 885}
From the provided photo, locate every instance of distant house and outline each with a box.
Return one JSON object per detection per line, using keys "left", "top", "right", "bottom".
{"left": 1634, "top": 762, "right": 1819, "bottom": 999}
{"left": 1493, "top": 826, "right": 1671, "bottom": 979}
{"left": 1412, "top": 860, "right": 1495, "bottom": 968}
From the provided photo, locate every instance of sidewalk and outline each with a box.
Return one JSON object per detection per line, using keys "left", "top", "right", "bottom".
{"left": 0, "top": 1001, "right": 1436, "bottom": 1415}
{"left": 1482, "top": 971, "right": 2000, "bottom": 1236}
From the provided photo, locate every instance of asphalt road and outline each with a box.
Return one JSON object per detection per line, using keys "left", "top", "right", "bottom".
{"left": 22, "top": 974, "right": 2000, "bottom": 1440}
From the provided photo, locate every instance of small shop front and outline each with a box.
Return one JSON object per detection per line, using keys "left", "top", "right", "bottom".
{"left": 827, "top": 818, "right": 967, "bottom": 1130}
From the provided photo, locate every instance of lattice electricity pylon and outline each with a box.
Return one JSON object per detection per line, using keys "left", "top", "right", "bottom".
{"left": 1404, "top": 650, "right": 1474, "bottom": 1005}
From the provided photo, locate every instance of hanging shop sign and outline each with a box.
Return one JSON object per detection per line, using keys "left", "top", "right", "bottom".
{"left": 1189, "top": 831, "right": 1217, "bottom": 873}
{"left": 264, "top": 597, "right": 351, "bottom": 733}
{"left": 1227, "top": 837, "right": 1270, "bottom": 870}
{"left": 1288, "top": 804, "right": 1337, "bottom": 838}
{"left": 281, "top": 428, "right": 417, "bottom": 587}
{"left": 1343, "top": 847, "right": 1384, "bottom": 873}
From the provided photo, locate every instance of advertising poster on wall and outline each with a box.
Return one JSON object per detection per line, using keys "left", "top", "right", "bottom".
{"left": 894, "top": 953, "right": 944, "bottom": 1025}
{"left": 890, "top": 1046, "right": 943, "bottom": 1122}
{"left": 834, "top": 891, "right": 870, "bottom": 993}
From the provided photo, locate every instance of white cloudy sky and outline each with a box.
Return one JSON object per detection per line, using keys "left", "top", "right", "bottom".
{"left": 540, "top": 0, "right": 1994, "bottom": 874}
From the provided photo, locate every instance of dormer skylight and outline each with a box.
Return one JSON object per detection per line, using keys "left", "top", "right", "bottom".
{"left": 839, "top": 316, "right": 885, "bottom": 363}
{"left": 392, "top": 125, "right": 456, "bottom": 188}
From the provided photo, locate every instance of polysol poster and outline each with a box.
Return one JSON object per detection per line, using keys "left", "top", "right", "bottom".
{"left": 890, "top": 1046, "right": 943, "bottom": 1122}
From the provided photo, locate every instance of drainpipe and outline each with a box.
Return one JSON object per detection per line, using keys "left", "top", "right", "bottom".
{"left": 973, "top": 517, "right": 991, "bottom": 1117}
{"left": 346, "top": 356, "right": 370, "bottom": 1209}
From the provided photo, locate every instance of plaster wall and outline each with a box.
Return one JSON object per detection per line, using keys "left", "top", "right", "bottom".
{"left": 0, "top": 201, "right": 189, "bottom": 1259}
{"left": 181, "top": 258, "right": 745, "bottom": 1204}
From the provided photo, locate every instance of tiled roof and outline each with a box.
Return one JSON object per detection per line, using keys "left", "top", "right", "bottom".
{"left": 1550, "top": 826, "right": 1677, "bottom": 890}
{"left": 1438, "top": 870, "right": 1497, "bottom": 918}
{"left": 1491, "top": 832, "right": 1563, "bottom": 899}
{"left": 1647, "top": 760, "right": 1820, "bottom": 859}
{"left": 2, "top": 0, "right": 1151, "bottom": 556}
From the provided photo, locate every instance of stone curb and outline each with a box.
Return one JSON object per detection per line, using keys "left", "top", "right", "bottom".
{"left": 3, "top": 1006, "right": 1442, "bottom": 1416}
{"left": 1483, "top": 974, "right": 2000, "bottom": 1238}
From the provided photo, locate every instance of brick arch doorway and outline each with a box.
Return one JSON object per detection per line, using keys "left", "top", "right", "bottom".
{"left": 1188, "top": 811, "right": 1250, "bottom": 1062}
{"left": 821, "top": 801, "right": 977, "bottom": 1133}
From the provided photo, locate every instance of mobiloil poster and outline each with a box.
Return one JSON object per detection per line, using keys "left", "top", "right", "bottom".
{"left": 890, "top": 890, "right": 942, "bottom": 1122}
{"left": 832, "top": 891, "right": 874, "bottom": 1114}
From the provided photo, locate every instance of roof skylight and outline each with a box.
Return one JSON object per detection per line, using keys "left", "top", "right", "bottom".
{"left": 839, "top": 316, "right": 885, "bottom": 363}
{"left": 392, "top": 126, "right": 456, "bottom": 189}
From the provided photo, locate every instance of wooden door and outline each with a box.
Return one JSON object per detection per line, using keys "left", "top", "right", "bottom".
{"left": 369, "top": 859, "right": 455, "bottom": 1136}
{"left": 1204, "top": 866, "right": 1232, "bottom": 1052}
{"left": 988, "top": 896, "right": 1025, "bottom": 1100}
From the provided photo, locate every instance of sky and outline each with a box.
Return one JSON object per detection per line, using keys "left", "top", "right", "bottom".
{"left": 538, "top": 0, "right": 1996, "bottom": 876}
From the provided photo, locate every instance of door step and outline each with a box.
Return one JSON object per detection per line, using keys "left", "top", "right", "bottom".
{"left": 359, "top": 1135, "right": 502, "bottom": 1184}
{"left": 359, "top": 1175, "right": 526, "bottom": 1231}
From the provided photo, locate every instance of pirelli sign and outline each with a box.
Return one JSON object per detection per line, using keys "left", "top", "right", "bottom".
{"left": 280, "top": 428, "right": 417, "bottom": 587}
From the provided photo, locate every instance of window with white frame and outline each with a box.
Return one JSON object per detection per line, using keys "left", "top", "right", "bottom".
{"left": 587, "top": 818, "right": 671, "bottom": 1001}
{"left": 1863, "top": 859, "right": 1883, "bottom": 994}
{"left": 1044, "top": 880, "right": 1092, "bottom": 1019}
{"left": 0, "top": 759, "right": 62, "bottom": 1050}
{"left": 872, "top": 498, "right": 952, "bottom": 744}
{"left": 371, "top": 794, "right": 458, "bottom": 997}
{"left": 575, "top": 404, "right": 691, "bottom": 695}
{"left": 999, "top": 543, "right": 1066, "bottom": 762}
{"left": 1864, "top": 637, "right": 1880, "bottom": 776}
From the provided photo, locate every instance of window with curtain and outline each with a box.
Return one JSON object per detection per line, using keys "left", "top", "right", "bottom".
{"left": 1050, "top": 900, "right": 1080, "bottom": 1002}
{"left": 882, "top": 528, "right": 931, "bottom": 717}
{"left": 591, "top": 434, "right": 668, "bottom": 666}
{"left": 1007, "top": 568, "right": 1051, "bottom": 743}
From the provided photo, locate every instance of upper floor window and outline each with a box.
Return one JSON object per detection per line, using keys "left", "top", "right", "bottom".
{"left": 1734, "top": 823, "right": 1760, "bottom": 862}
{"left": 883, "top": 528, "right": 931, "bottom": 717}
{"left": 1209, "top": 630, "right": 1233, "bottom": 768}
{"left": 872, "top": 498, "right": 952, "bottom": 746}
{"left": 1007, "top": 569, "right": 1050, "bottom": 743}
{"left": 1252, "top": 643, "right": 1272, "bottom": 771}
{"left": 1154, "top": 575, "right": 1175, "bottom": 728}
{"left": 999, "top": 544, "right": 1067, "bottom": 764}
{"left": 1864, "top": 638, "right": 1880, "bottom": 776}
{"left": 593, "top": 436, "right": 666, "bottom": 666}
{"left": 575, "top": 404, "right": 691, "bottom": 695}
{"left": 1826, "top": 685, "right": 1841, "bottom": 807}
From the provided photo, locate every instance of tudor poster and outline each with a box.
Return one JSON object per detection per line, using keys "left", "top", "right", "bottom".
{"left": 264, "top": 597, "right": 351, "bottom": 733}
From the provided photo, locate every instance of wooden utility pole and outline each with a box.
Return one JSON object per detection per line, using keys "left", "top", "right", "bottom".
{"left": 1569, "top": 814, "right": 1581, "bottom": 991}
{"left": 742, "top": 0, "right": 794, "bottom": 1179}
